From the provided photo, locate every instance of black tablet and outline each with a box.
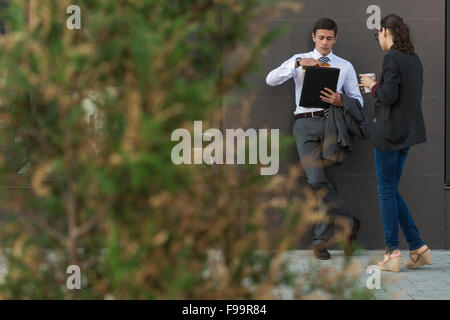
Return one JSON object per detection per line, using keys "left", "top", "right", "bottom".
{"left": 299, "top": 66, "right": 340, "bottom": 108}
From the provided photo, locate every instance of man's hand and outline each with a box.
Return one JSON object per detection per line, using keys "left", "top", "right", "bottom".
{"left": 320, "top": 87, "right": 344, "bottom": 107}
{"left": 295, "top": 58, "right": 320, "bottom": 68}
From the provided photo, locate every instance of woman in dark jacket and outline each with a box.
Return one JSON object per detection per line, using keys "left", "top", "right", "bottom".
{"left": 359, "top": 14, "right": 432, "bottom": 272}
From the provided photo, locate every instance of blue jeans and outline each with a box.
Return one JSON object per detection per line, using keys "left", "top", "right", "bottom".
{"left": 374, "top": 147, "right": 425, "bottom": 253}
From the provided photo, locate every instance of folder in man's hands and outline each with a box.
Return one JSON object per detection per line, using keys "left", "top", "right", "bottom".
{"left": 300, "top": 66, "right": 340, "bottom": 108}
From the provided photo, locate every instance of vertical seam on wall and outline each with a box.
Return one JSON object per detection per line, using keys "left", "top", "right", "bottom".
{"left": 444, "top": 0, "right": 450, "bottom": 250}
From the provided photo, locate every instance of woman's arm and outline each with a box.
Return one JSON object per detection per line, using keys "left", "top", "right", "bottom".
{"left": 372, "top": 53, "right": 401, "bottom": 106}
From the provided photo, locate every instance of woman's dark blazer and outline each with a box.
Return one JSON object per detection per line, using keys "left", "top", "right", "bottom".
{"left": 371, "top": 48, "right": 427, "bottom": 151}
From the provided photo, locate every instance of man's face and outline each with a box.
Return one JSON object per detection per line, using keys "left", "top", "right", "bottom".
{"left": 312, "top": 29, "right": 337, "bottom": 56}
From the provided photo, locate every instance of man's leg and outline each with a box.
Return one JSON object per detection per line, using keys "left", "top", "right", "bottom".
{"left": 313, "top": 170, "right": 355, "bottom": 245}
{"left": 293, "top": 117, "right": 353, "bottom": 246}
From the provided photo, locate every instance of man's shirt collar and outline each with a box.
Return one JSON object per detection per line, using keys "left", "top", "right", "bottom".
{"left": 313, "top": 48, "right": 334, "bottom": 60}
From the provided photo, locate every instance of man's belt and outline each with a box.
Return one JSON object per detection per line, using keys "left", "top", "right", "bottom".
{"left": 295, "top": 110, "right": 326, "bottom": 120}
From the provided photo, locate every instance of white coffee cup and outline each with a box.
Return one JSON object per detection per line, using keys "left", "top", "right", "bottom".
{"left": 363, "top": 73, "right": 376, "bottom": 93}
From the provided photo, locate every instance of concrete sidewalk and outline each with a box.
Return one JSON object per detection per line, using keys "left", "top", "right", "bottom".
{"left": 276, "top": 250, "right": 450, "bottom": 300}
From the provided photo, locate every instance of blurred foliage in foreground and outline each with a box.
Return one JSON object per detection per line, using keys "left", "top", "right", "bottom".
{"left": 0, "top": 0, "right": 372, "bottom": 299}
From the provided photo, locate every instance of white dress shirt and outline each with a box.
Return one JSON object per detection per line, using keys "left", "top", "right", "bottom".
{"left": 266, "top": 48, "right": 363, "bottom": 115}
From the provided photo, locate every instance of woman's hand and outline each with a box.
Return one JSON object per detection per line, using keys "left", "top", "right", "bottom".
{"left": 358, "top": 74, "right": 377, "bottom": 92}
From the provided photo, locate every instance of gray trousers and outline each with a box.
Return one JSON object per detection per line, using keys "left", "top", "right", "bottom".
{"left": 293, "top": 117, "right": 354, "bottom": 246}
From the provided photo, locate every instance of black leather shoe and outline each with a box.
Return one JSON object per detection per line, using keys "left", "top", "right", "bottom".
{"left": 313, "top": 244, "right": 331, "bottom": 260}
{"left": 344, "top": 217, "right": 361, "bottom": 256}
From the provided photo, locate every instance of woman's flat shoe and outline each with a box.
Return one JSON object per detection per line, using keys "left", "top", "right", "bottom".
{"left": 377, "top": 250, "right": 402, "bottom": 272}
{"left": 405, "top": 247, "right": 433, "bottom": 269}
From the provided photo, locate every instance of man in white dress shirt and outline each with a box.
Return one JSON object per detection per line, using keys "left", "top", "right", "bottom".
{"left": 266, "top": 18, "right": 362, "bottom": 260}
